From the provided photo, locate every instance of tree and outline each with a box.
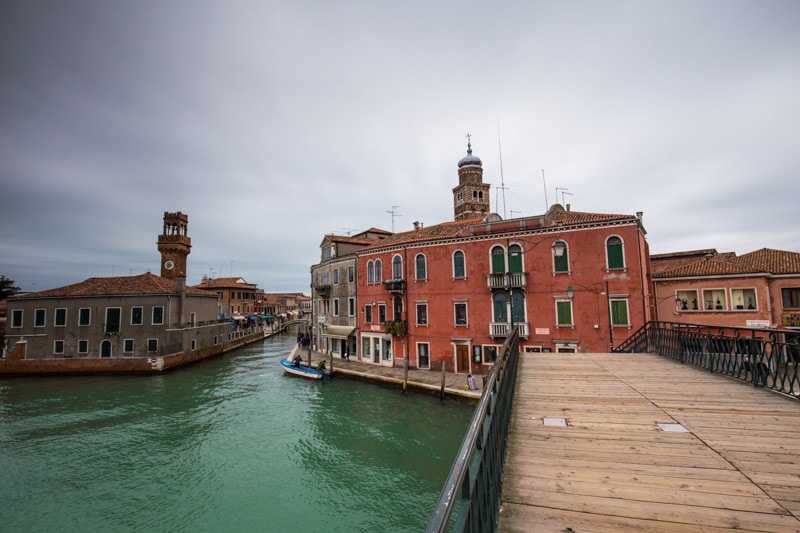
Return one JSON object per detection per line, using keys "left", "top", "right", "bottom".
{"left": 0, "top": 275, "right": 21, "bottom": 300}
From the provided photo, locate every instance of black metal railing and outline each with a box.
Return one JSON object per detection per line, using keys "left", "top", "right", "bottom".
{"left": 427, "top": 328, "right": 521, "bottom": 533}
{"left": 616, "top": 321, "right": 799, "bottom": 399}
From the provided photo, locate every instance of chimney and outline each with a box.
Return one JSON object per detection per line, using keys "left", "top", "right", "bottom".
{"left": 413, "top": 221, "right": 420, "bottom": 231}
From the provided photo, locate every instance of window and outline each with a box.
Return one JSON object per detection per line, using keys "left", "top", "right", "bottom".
{"left": 34, "top": 309, "right": 46, "bottom": 328}
{"left": 553, "top": 240, "right": 569, "bottom": 273}
{"left": 321, "top": 245, "right": 332, "bottom": 260}
{"left": 333, "top": 268, "right": 339, "bottom": 284}
{"left": 53, "top": 340, "right": 64, "bottom": 355}
{"left": 392, "top": 255, "right": 402, "bottom": 280}
{"left": 782, "top": 288, "right": 800, "bottom": 309}
{"left": 147, "top": 339, "right": 158, "bottom": 352}
{"left": 348, "top": 265, "right": 355, "bottom": 283}
{"left": 79, "top": 307, "right": 91, "bottom": 326}
{"left": 556, "top": 300, "right": 573, "bottom": 326}
{"left": 10, "top": 309, "right": 22, "bottom": 328}
{"left": 365, "top": 304, "right": 373, "bottom": 324}
{"left": 491, "top": 245, "right": 506, "bottom": 274}
{"left": 333, "top": 298, "right": 340, "bottom": 316}
{"left": 131, "top": 306, "right": 143, "bottom": 325}
{"left": 493, "top": 293, "right": 508, "bottom": 323}
{"left": 676, "top": 290, "right": 700, "bottom": 311}
{"left": 417, "top": 343, "right": 430, "bottom": 368}
{"left": 348, "top": 297, "right": 355, "bottom": 317}
{"left": 105, "top": 308, "right": 121, "bottom": 333}
{"left": 454, "top": 302, "right": 468, "bottom": 326}
{"left": 511, "top": 291, "right": 525, "bottom": 323}
{"left": 606, "top": 236, "right": 624, "bottom": 269}
{"left": 702, "top": 289, "right": 727, "bottom": 311}
{"left": 100, "top": 340, "right": 112, "bottom": 358}
{"left": 415, "top": 254, "right": 427, "bottom": 280}
{"left": 54, "top": 308, "right": 67, "bottom": 327}
{"left": 610, "top": 299, "right": 629, "bottom": 326}
{"left": 152, "top": 306, "right": 164, "bottom": 325}
{"left": 123, "top": 339, "right": 134, "bottom": 353}
{"left": 78, "top": 340, "right": 89, "bottom": 354}
{"left": 416, "top": 302, "right": 428, "bottom": 326}
{"left": 483, "top": 345, "right": 498, "bottom": 364}
{"left": 367, "top": 261, "right": 375, "bottom": 284}
{"left": 393, "top": 295, "right": 403, "bottom": 321}
{"left": 375, "top": 259, "right": 383, "bottom": 283}
{"left": 508, "top": 244, "right": 522, "bottom": 273}
{"left": 453, "top": 251, "right": 466, "bottom": 279}
{"left": 731, "top": 288, "right": 757, "bottom": 310}
{"left": 190, "top": 312, "right": 196, "bottom": 326}
{"left": 378, "top": 303, "right": 386, "bottom": 324}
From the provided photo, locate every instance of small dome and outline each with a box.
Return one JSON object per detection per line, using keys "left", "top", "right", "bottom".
{"left": 458, "top": 141, "right": 482, "bottom": 168}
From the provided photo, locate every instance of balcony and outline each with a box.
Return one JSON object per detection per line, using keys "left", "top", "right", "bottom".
{"left": 315, "top": 284, "right": 331, "bottom": 298}
{"left": 383, "top": 279, "right": 406, "bottom": 294}
{"left": 489, "top": 322, "right": 529, "bottom": 338}
{"left": 486, "top": 272, "right": 527, "bottom": 290}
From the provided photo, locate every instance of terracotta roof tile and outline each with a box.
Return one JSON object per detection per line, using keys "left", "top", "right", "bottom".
{"left": 653, "top": 248, "right": 800, "bottom": 278}
{"left": 11, "top": 273, "right": 212, "bottom": 299}
{"left": 359, "top": 218, "right": 483, "bottom": 251}
{"left": 193, "top": 277, "right": 256, "bottom": 290}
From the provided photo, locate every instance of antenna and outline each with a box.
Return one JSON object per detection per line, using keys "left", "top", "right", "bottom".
{"left": 497, "top": 122, "right": 507, "bottom": 218}
{"left": 386, "top": 205, "right": 401, "bottom": 232}
{"left": 542, "top": 169, "right": 549, "bottom": 209}
{"left": 555, "top": 187, "right": 568, "bottom": 206}
{"left": 562, "top": 191, "right": 573, "bottom": 206}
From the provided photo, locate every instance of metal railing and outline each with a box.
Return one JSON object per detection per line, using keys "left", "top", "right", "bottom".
{"left": 427, "top": 328, "right": 521, "bottom": 533}
{"left": 616, "top": 321, "right": 799, "bottom": 399}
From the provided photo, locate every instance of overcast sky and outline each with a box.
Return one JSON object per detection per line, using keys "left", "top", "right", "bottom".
{"left": 1, "top": 1, "right": 798, "bottom": 293}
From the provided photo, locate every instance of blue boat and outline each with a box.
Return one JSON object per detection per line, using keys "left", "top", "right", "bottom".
{"left": 280, "top": 354, "right": 331, "bottom": 380}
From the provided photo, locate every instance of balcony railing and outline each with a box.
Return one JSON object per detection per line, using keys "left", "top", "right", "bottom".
{"left": 486, "top": 272, "right": 527, "bottom": 290}
{"left": 383, "top": 279, "right": 406, "bottom": 294}
{"left": 314, "top": 285, "right": 331, "bottom": 298}
{"left": 489, "top": 322, "right": 529, "bottom": 338}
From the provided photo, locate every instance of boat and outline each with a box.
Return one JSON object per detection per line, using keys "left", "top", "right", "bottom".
{"left": 281, "top": 352, "right": 331, "bottom": 380}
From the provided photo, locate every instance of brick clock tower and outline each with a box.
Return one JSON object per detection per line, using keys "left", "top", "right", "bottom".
{"left": 157, "top": 211, "right": 191, "bottom": 280}
{"left": 453, "top": 137, "right": 491, "bottom": 221}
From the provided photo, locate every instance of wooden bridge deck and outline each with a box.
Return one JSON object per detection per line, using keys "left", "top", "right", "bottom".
{"left": 498, "top": 352, "right": 800, "bottom": 532}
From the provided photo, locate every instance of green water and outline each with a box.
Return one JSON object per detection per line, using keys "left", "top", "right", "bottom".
{"left": 0, "top": 330, "right": 473, "bottom": 532}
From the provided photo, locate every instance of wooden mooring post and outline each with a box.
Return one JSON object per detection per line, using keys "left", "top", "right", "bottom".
{"left": 403, "top": 357, "right": 409, "bottom": 392}
{"left": 440, "top": 361, "right": 446, "bottom": 400}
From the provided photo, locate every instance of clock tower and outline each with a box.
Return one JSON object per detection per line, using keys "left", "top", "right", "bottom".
{"left": 157, "top": 211, "right": 191, "bottom": 280}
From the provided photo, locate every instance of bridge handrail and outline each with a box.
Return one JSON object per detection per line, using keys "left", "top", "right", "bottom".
{"left": 426, "top": 328, "right": 521, "bottom": 532}
{"left": 616, "top": 321, "right": 799, "bottom": 400}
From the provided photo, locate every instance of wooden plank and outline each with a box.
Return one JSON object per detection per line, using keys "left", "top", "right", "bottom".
{"left": 498, "top": 352, "right": 800, "bottom": 532}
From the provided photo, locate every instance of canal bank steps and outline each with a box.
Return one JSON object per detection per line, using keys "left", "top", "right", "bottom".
{"left": 288, "top": 346, "right": 481, "bottom": 402}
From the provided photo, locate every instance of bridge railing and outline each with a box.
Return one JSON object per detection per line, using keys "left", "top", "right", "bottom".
{"left": 427, "top": 328, "right": 521, "bottom": 533}
{"left": 616, "top": 321, "right": 799, "bottom": 400}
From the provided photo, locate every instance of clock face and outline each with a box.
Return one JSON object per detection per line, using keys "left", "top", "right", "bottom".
{"left": 164, "top": 260, "right": 175, "bottom": 270}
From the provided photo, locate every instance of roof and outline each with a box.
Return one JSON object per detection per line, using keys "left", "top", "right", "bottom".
{"left": 653, "top": 248, "right": 800, "bottom": 278}
{"left": 359, "top": 218, "right": 484, "bottom": 251}
{"left": 10, "top": 273, "right": 212, "bottom": 299}
{"left": 193, "top": 277, "right": 255, "bottom": 290}
{"left": 544, "top": 204, "right": 639, "bottom": 226}
{"left": 650, "top": 249, "right": 735, "bottom": 274}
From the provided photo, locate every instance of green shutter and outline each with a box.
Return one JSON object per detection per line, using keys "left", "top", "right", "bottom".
{"left": 491, "top": 247, "right": 505, "bottom": 274}
{"left": 611, "top": 300, "right": 628, "bottom": 325}
{"left": 556, "top": 301, "right": 572, "bottom": 325}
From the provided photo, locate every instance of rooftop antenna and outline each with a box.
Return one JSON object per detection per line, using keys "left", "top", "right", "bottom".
{"left": 561, "top": 190, "right": 573, "bottom": 206}
{"left": 542, "top": 169, "right": 549, "bottom": 209}
{"left": 555, "top": 187, "right": 568, "bottom": 206}
{"left": 386, "top": 205, "right": 401, "bottom": 232}
{"left": 496, "top": 122, "right": 507, "bottom": 218}
{"left": 336, "top": 228, "right": 358, "bottom": 236}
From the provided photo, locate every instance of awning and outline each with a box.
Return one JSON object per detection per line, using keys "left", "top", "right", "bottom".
{"left": 232, "top": 315, "right": 246, "bottom": 321}
{"left": 324, "top": 326, "right": 355, "bottom": 339}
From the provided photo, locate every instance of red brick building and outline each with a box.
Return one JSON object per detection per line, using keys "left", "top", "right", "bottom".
{"left": 353, "top": 143, "right": 653, "bottom": 374}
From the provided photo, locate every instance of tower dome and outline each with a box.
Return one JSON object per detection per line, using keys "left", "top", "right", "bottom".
{"left": 457, "top": 141, "right": 482, "bottom": 168}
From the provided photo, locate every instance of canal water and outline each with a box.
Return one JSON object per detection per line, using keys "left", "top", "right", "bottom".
{"left": 0, "top": 328, "right": 474, "bottom": 532}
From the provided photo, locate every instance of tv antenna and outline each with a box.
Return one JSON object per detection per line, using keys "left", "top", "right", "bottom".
{"left": 497, "top": 122, "right": 508, "bottom": 218}
{"left": 386, "top": 205, "right": 401, "bottom": 232}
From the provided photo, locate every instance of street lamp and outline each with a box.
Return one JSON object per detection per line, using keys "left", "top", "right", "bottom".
{"left": 567, "top": 281, "right": 613, "bottom": 352}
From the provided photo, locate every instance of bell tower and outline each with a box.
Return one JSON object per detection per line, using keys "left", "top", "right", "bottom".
{"left": 452, "top": 136, "right": 491, "bottom": 221}
{"left": 157, "top": 211, "right": 191, "bottom": 280}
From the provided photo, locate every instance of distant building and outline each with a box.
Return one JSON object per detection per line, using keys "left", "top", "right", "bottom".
{"left": 2, "top": 212, "right": 240, "bottom": 374}
{"left": 652, "top": 248, "right": 800, "bottom": 331}
{"left": 194, "top": 276, "right": 261, "bottom": 324}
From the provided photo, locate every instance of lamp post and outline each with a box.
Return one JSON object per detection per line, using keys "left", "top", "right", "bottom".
{"left": 567, "top": 281, "right": 613, "bottom": 352}
{"left": 507, "top": 238, "right": 566, "bottom": 335}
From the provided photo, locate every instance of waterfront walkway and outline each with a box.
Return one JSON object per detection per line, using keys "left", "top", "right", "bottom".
{"left": 289, "top": 346, "right": 482, "bottom": 401}
{"left": 498, "top": 352, "right": 800, "bottom": 532}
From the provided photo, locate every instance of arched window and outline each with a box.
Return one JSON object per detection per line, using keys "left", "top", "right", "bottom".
{"left": 511, "top": 291, "right": 525, "bottom": 323}
{"left": 415, "top": 254, "right": 427, "bottom": 280}
{"left": 392, "top": 255, "right": 403, "bottom": 280}
{"left": 453, "top": 251, "right": 466, "bottom": 279}
{"left": 491, "top": 245, "right": 506, "bottom": 274}
{"left": 100, "top": 339, "right": 112, "bottom": 358}
{"left": 508, "top": 244, "right": 523, "bottom": 273}
{"left": 493, "top": 292, "right": 508, "bottom": 323}
{"left": 606, "top": 236, "right": 624, "bottom": 269}
{"left": 375, "top": 259, "right": 383, "bottom": 282}
{"left": 553, "top": 240, "right": 569, "bottom": 273}
{"left": 367, "top": 261, "right": 375, "bottom": 284}
{"left": 393, "top": 295, "right": 403, "bottom": 321}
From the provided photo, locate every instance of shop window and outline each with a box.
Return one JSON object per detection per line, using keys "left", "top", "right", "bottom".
{"left": 676, "top": 290, "right": 699, "bottom": 311}
{"left": 731, "top": 288, "right": 757, "bottom": 310}
{"left": 702, "top": 289, "right": 727, "bottom": 311}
